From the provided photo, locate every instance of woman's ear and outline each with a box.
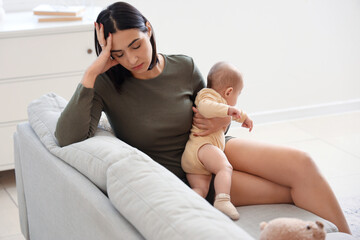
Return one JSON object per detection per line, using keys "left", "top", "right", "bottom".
{"left": 224, "top": 87, "right": 233, "bottom": 97}
{"left": 146, "top": 21, "right": 152, "bottom": 37}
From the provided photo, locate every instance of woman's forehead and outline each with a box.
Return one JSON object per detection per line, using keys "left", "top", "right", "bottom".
{"left": 111, "top": 29, "right": 146, "bottom": 51}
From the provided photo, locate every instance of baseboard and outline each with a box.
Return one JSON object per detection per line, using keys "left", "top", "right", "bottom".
{"left": 239, "top": 99, "right": 360, "bottom": 125}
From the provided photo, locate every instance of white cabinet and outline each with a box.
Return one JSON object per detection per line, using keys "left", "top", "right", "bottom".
{"left": 0, "top": 9, "right": 99, "bottom": 170}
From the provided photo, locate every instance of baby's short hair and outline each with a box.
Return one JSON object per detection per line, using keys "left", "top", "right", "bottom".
{"left": 207, "top": 62, "right": 243, "bottom": 91}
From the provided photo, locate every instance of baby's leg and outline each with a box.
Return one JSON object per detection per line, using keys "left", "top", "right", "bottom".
{"left": 186, "top": 173, "right": 212, "bottom": 198}
{"left": 198, "top": 144, "right": 233, "bottom": 195}
{"left": 198, "top": 144, "right": 239, "bottom": 220}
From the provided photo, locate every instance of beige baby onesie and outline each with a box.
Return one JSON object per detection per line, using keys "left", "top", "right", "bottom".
{"left": 181, "top": 88, "right": 247, "bottom": 175}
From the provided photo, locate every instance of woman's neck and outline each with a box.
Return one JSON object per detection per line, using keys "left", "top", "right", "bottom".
{"left": 132, "top": 54, "right": 165, "bottom": 80}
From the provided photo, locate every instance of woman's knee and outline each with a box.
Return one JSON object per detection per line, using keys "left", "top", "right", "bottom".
{"left": 292, "top": 150, "right": 321, "bottom": 182}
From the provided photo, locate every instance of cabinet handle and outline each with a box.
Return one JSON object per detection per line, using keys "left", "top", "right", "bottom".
{"left": 87, "top": 49, "right": 93, "bottom": 54}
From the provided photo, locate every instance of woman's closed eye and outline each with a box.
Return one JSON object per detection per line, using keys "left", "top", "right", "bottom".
{"left": 113, "top": 45, "right": 141, "bottom": 58}
{"left": 132, "top": 44, "right": 141, "bottom": 49}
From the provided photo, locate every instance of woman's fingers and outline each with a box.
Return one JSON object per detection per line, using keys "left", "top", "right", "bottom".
{"left": 99, "top": 23, "right": 105, "bottom": 47}
{"left": 192, "top": 107, "right": 202, "bottom": 118}
{"left": 95, "top": 22, "right": 106, "bottom": 49}
{"left": 193, "top": 118, "right": 212, "bottom": 136}
{"left": 192, "top": 107, "right": 211, "bottom": 132}
{"left": 104, "top": 33, "right": 119, "bottom": 68}
{"left": 105, "top": 32, "right": 112, "bottom": 50}
{"left": 193, "top": 116, "right": 208, "bottom": 126}
{"left": 194, "top": 122, "right": 207, "bottom": 129}
{"left": 95, "top": 22, "right": 101, "bottom": 44}
{"left": 192, "top": 107, "right": 206, "bottom": 119}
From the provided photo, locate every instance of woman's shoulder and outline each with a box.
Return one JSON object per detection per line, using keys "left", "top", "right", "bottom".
{"left": 94, "top": 73, "right": 117, "bottom": 94}
{"left": 163, "top": 54, "right": 195, "bottom": 67}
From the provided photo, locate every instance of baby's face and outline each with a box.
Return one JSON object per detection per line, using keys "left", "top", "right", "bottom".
{"left": 227, "top": 85, "right": 243, "bottom": 106}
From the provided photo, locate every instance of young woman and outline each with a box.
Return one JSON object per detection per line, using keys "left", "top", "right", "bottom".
{"left": 55, "top": 2, "right": 351, "bottom": 233}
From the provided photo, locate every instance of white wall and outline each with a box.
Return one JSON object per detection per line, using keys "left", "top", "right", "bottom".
{"left": 131, "top": 0, "right": 360, "bottom": 117}
{"left": 5, "top": 0, "right": 360, "bottom": 121}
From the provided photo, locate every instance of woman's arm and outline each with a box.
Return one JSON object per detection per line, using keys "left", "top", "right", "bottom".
{"left": 54, "top": 82, "right": 104, "bottom": 147}
{"left": 55, "top": 23, "right": 118, "bottom": 147}
{"left": 192, "top": 107, "right": 231, "bottom": 137}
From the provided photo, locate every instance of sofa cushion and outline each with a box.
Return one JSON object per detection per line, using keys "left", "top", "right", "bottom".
{"left": 107, "top": 154, "right": 254, "bottom": 240}
{"left": 27, "top": 92, "right": 140, "bottom": 192}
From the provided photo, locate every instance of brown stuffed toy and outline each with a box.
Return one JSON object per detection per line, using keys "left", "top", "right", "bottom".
{"left": 259, "top": 218, "right": 326, "bottom": 240}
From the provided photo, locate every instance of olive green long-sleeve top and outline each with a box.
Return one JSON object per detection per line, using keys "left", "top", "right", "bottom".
{"left": 55, "top": 54, "right": 205, "bottom": 179}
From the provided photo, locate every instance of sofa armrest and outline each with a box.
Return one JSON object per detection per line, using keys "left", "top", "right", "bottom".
{"left": 15, "top": 122, "right": 143, "bottom": 240}
{"left": 14, "top": 131, "right": 30, "bottom": 240}
{"left": 107, "top": 152, "right": 254, "bottom": 240}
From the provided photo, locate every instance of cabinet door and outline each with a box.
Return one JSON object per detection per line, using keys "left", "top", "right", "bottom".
{"left": 0, "top": 74, "right": 82, "bottom": 170}
{"left": 0, "top": 74, "right": 81, "bottom": 123}
{"left": 0, "top": 31, "right": 95, "bottom": 80}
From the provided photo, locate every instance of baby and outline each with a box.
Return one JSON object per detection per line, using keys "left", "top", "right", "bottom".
{"left": 181, "top": 61, "right": 253, "bottom": 220}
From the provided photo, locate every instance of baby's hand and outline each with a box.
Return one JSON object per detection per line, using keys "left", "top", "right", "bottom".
{"left": 242, "top": 117, "right": 253, "bottom": 132}
{"left": 228, "top": 106, "right": 242, "bottom": 120}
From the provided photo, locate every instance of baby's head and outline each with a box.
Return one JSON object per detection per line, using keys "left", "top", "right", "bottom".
{"left": 207, "top": 62, "right": 244, "bottom": 106}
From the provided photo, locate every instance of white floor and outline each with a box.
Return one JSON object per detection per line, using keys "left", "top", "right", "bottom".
{"left": 0, "top": 170, "right": 24, "bottom": 240}
{"left": 0, "top": 111, "right": 359, "bottom": 239}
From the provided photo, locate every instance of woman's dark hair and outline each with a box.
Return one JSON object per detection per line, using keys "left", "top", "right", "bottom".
{"left": 95, "top": 2, "right": 158, "bottom": 91}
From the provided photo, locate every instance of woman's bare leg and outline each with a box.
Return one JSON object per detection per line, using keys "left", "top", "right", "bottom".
{"left": 229, "top": 170, "right": 293, "bottom": 205}
{"left": 225, "top": 138, "right": 351, "bottom": 234}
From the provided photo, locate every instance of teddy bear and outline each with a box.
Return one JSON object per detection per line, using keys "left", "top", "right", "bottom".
{"left": 259, "top": 217, "right": 326, "bottom": 240}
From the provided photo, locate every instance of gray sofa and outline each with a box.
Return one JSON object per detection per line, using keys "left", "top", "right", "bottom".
{"left": 13, "top": 93, "right": 355, "bottom": 240}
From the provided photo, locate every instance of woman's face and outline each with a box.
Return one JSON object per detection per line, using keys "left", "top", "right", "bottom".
{"left": 110, "top": 27, "right": 153, "bottom": 77}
